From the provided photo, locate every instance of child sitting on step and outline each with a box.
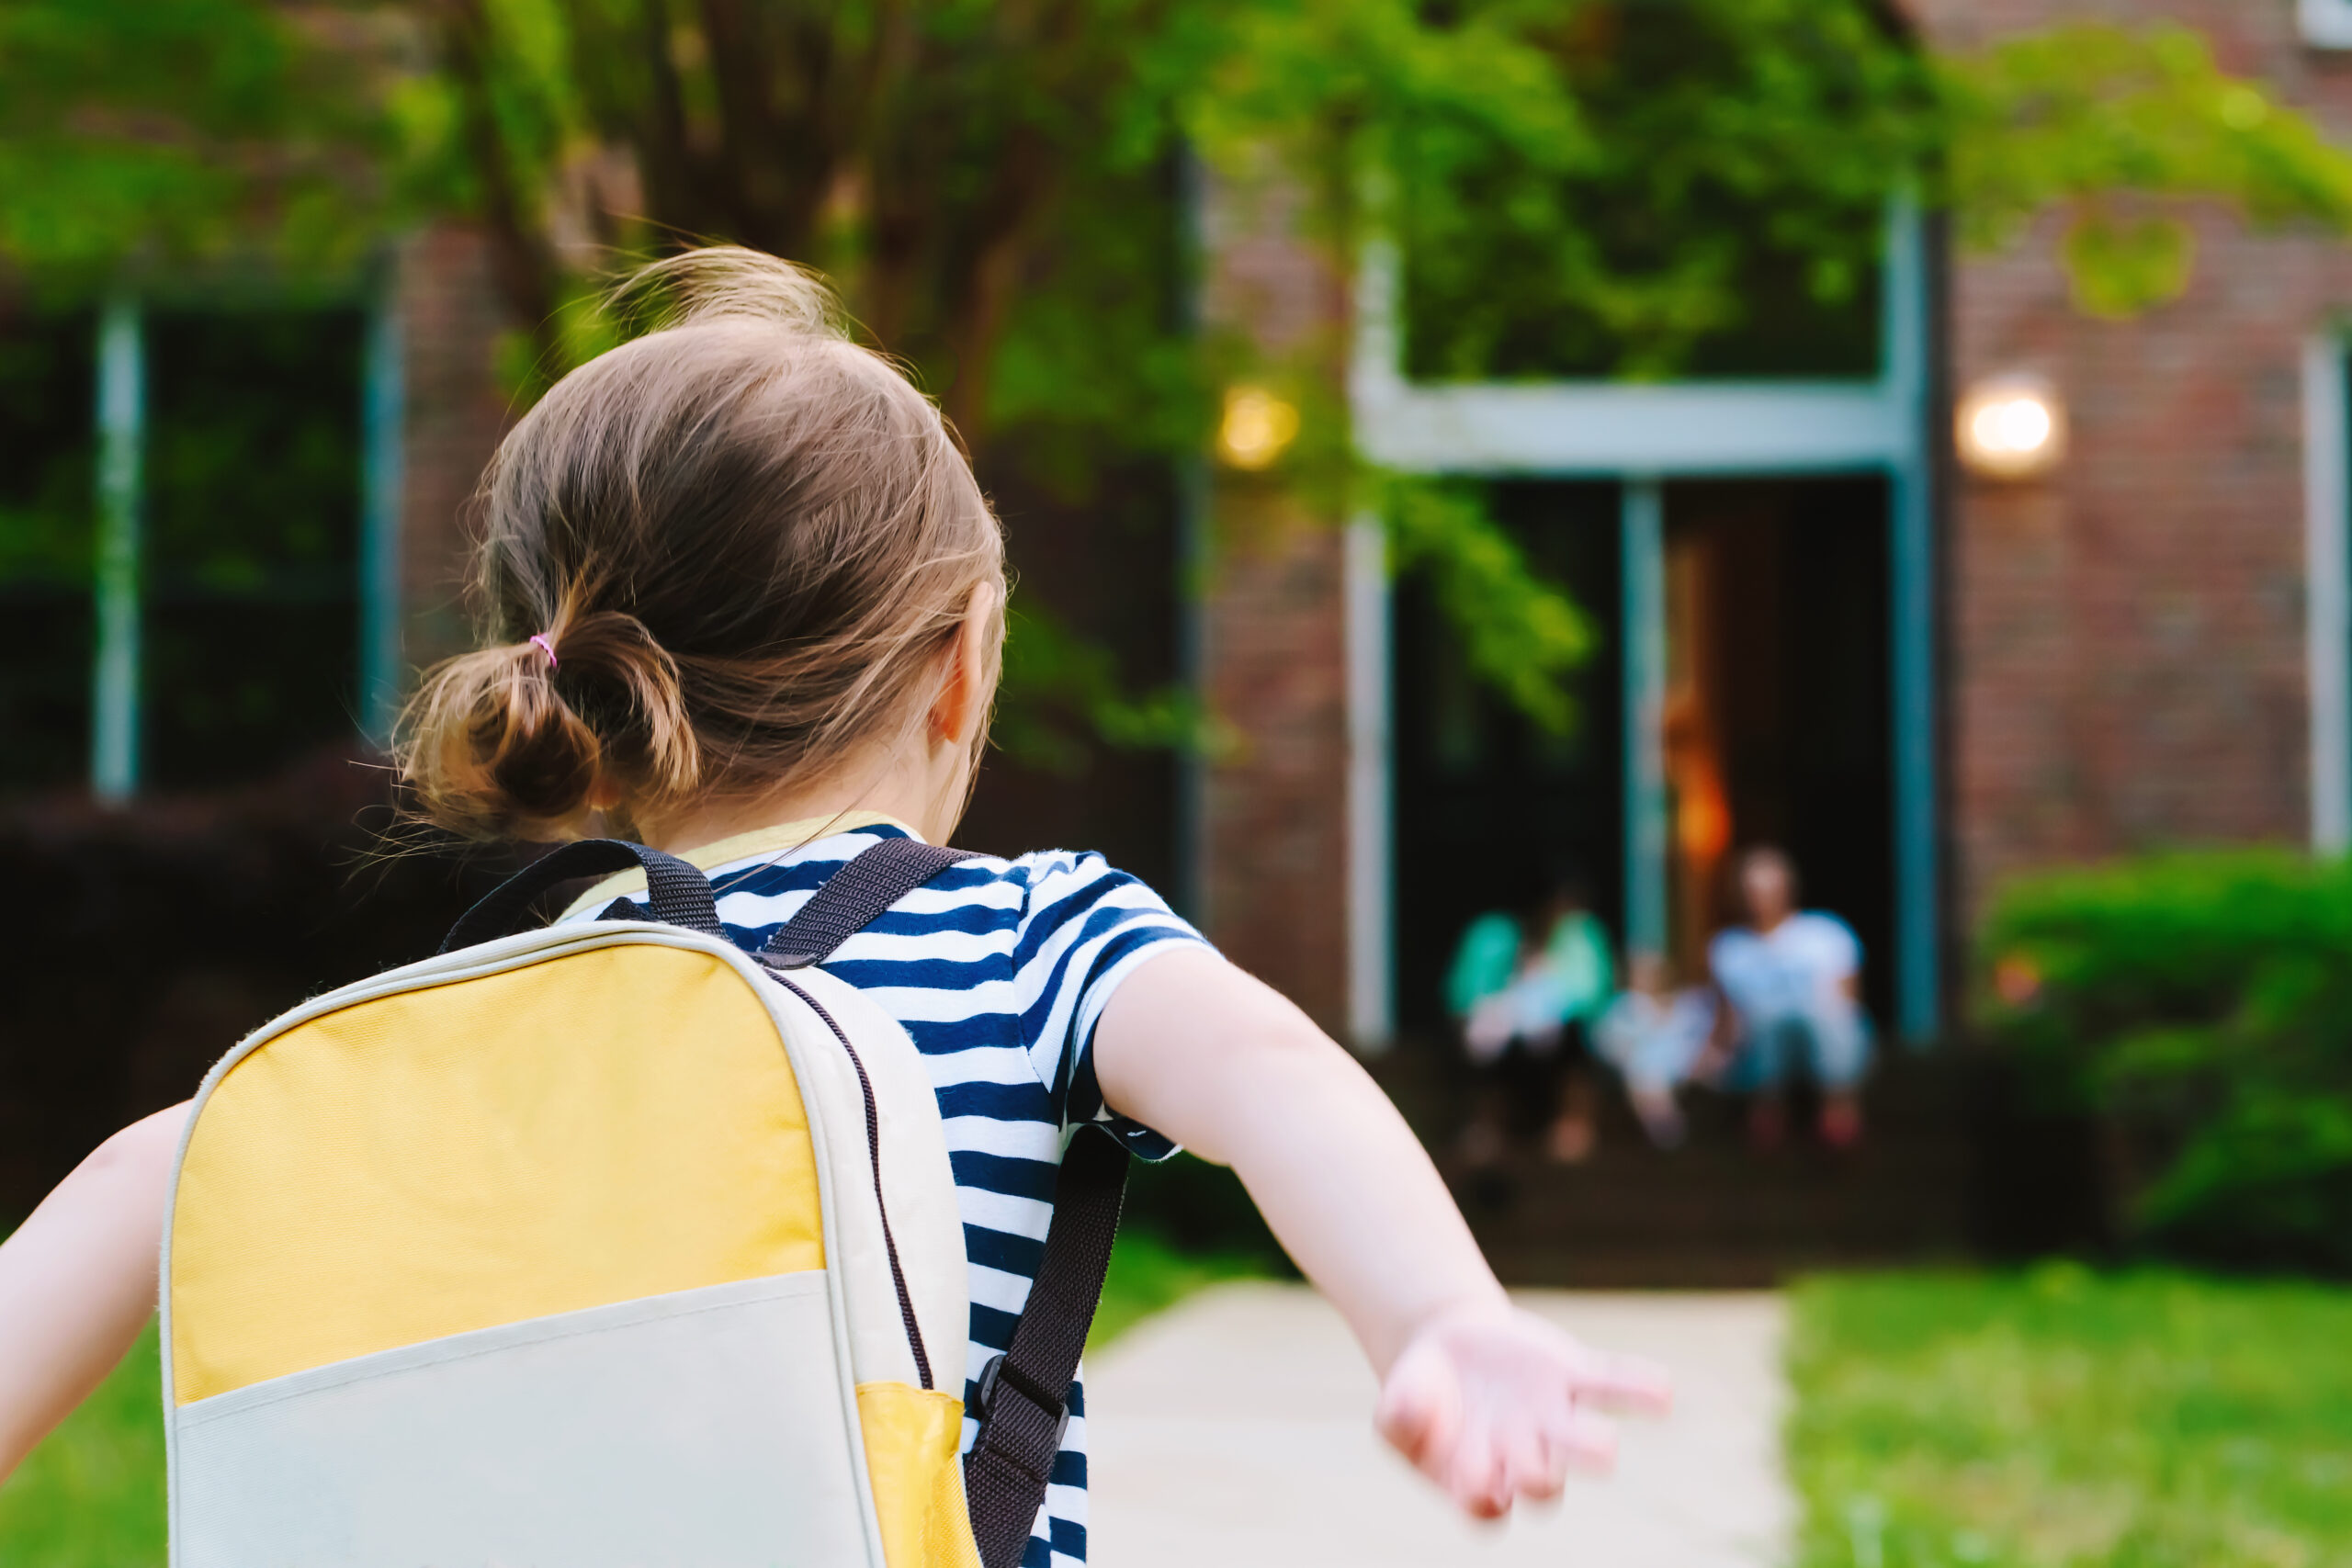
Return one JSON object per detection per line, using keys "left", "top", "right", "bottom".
{"left": 1592, "top": 952, "right": 1717, "bottom": 1150}
{"left": 0, "top": 249, "right": 1666, "bottom": 1560}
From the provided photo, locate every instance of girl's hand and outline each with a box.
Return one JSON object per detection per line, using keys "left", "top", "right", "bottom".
{"left": 1374, "top": 1299, "right": 1671, "bottom": 1518}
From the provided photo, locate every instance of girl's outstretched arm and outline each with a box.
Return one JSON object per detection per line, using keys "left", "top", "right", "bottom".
{"left": 0, "top": 1102, "right": 187, "bottom": 1485}
{"left": 1093, "top": 948, "right": 1668, "bottom": 1518}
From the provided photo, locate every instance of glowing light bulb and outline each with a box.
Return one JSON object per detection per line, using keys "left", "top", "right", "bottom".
{"left": 1216, "top": 386, "right": 1300, "bottom": 471}
{"left": 1956, "top": 375, "right": 2066, "bottom": 479}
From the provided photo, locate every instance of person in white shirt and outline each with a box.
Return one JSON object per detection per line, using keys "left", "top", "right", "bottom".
{"left": 1701, "top": 847, "right": 1871, "bottom": 1149}
{"left": 1592, "top": 951, "right": 1716, "bottom": 1150}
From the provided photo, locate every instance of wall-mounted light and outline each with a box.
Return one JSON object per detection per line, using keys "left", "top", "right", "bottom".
{"left": 1217, "top": 385, "right": 1299, "bottom": 471}
{"left": 1956, "top": 373, "right": 2067, "bottom": 481}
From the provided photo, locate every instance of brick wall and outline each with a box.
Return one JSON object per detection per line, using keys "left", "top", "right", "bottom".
{"left": 1201, "top": 489, "right": 1350, "bottom": 1029}
{"left": 394, "top": 225, "right": 519, "bottom": 671}
{"left": 1912, "top": 0, "right": 2352, "bottom": 926}
{"left": 1198, "top": 170, "right": 1352, "bottom": 1029}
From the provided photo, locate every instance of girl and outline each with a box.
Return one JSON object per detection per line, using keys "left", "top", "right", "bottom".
{"left": 0, "top": 249, "right": 1666, "bottom": 1561}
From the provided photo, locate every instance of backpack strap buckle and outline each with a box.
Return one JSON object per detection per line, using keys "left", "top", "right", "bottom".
{"left": 972, "top": 1352, "right": 1070, "bottom": 1466}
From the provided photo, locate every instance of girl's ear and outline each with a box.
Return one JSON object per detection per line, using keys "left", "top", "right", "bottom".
{"left": 930, "top": 581, "right": 1000, "bottom": 749}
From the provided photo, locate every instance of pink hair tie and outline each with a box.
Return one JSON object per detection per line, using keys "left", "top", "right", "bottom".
{"left": 527, "top": 633, "right": 559, "bottom": 671}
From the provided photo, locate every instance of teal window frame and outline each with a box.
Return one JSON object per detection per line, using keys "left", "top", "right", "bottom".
{"left": 77, "top": 277, "right": 404, "bottom": 801}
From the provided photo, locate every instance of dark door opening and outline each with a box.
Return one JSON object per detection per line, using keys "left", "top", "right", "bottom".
{"left": 0, "top": 310, "right": 96, "bottom": 793}
{"left": 1663, "top": 477, "right": 1894, "bottom": 1024}
{"left": 1391, "top": 474, "right": 1896, "bottom": 1037}
{"left": 146, "top": 309, "right": 368, "bottom": 790}
{"left": 1393, "top": 480, "right": 1623, "bottom": 1036}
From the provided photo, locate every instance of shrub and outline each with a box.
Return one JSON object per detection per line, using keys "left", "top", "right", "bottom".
{"left": 1980, "top": 849, "right": 2352, "bottom": 1272}
{"left": 0, "top": 750, "right": 505, "bottom": 1214}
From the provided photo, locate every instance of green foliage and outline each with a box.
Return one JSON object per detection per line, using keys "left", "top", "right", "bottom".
{"left": 1089, "top": 1225, "right": 1269, "bottom": 1350}
{"left": 1940, "top": 24, "right": 2352, "bottom": 319}
{"left": 993, "top": 605, "right": 1225, "bottom": 774}
{"left": 1789, "top": 1268, "right": 2352, "bottom": 1568}
{"left": 390, "top": 0, "right": 1220, "bottom": 436}
{"left": 1340, "top": 0, "right": 1920, "bottom": 380}
{"left": 0, "top": 0, "right": 388, "bottom": 289}
{"left": 1980, "top": 851, "right": 2352, "bottom": 1272}
{"left": 13, "top": 6, "right": 2352, "bottom": 736}
{"left": 1119, "top": 1149, "right": 1290, "bottom": 1269}
{"left": 0, "top": 311, "right": 95, "bottom": 585}
{"left": 2061, "top": 212, "right": 2196, "bottom": 321}
{"left": 1379, "top": 476, "right": 1595, "bottom": 737}
{"left": 1091, "top": 1151, "right": 1287, "bottom": 1347}
{"left": 0, "top": 1323, "right": 164, "bottom": 1565}
{"left": 1205, "top": 7, "right": 2352, "bottom": 380}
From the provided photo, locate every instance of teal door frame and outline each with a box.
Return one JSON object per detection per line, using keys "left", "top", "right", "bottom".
{"left": 1351, "top": 205, "right": 1940, "bottom": 1044}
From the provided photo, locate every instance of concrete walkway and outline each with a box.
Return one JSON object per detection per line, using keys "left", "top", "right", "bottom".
{"left": 1086, "top": 1284, "right": 1792, "bottom": 1568}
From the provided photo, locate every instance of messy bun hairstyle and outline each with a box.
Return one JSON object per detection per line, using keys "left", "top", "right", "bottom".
{"left": 396, "top": 248, "right": 1005, "bottom": 840}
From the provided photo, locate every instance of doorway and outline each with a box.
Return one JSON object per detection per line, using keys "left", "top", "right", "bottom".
{"left": 1391, "top": 480, "right": 1623, "bottom": 1034}
{"left": 1662, "top": 478, "right": 1893, "bottom": 1023}
{"left": 1391, "top": 474, "right": 1895, "bottom": 1034}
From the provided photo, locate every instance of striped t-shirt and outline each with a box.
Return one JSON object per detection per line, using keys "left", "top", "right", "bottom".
{"left": 560, "top": 816, "right": 1204, "bottom": 1567}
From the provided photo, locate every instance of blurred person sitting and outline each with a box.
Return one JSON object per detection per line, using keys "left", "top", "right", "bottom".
{"left": 1592, "top": 951, "right": 1716, "bottom": 1151}
{"left": 1701, "top": 846, "right": 1871, "bottom": 1150}
{"left": 1443, "top": 875, "right": 1615, "bottom": 1167}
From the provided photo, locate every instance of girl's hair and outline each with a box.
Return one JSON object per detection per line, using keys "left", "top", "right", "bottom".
{"left": 396, "top": 248, "right": 1005, "bottom": 840}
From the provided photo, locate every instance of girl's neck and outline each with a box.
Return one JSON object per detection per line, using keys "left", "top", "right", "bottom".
{"left": 632, "top": 747, "right": 961, "bottom": 855}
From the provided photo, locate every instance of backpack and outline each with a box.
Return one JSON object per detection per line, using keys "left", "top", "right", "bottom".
{"left": 159, "top": 838, "right": 1126, "bottom": 1568}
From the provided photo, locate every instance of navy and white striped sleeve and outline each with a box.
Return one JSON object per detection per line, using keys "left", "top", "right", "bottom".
{"left": 1006, "top": 852, "right": 1209, "bottom": 1159}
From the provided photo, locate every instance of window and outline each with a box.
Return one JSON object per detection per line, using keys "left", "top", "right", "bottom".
{"left": 144, "top": 309, "right": 367, "bottom": 789}
{"left": 2304, "top": 0, "right": 2352, "bottom": 49}
{"left": 0, "top": 301, "right": 376, "bottom": 798}
{"left": 1389, "top": 480, "right": 1625, "bottom": 1033}
{"left": 0, "top": 310, "right": 96, "bottom": 791}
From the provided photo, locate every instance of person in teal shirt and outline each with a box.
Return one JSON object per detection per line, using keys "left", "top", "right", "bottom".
{"left": 1444, "top": 911, "right": 1523, "bottom": 1021}
{"left": 1444, "top": 875, "right": 1617, "bottom": 1167}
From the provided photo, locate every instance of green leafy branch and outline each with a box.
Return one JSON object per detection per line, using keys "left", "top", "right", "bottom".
{"left": 1940, "top": 22, "right": 2352, "bottom": 318}
{"left": 993, "top": 604, "right": 1229, "bottom": 775}
{"left": 1375, "top": 473, "right": 1596, "bottom": 736}
{"left": 16, "top": 4, "right": 2352, "bottom": 752}
{"left": 0, "top": 0, "right": 391, "bottom": 289}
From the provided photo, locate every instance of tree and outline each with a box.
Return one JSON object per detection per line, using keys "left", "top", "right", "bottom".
{"left": 7, "top": 1, "right": 2352, "bottom": 745}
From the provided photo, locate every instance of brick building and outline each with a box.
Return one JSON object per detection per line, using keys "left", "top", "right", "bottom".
{"left": 1924, "top": 0, "right": 2352, "bottom": 897}
{"left": 1200, "top": 0, "right": 2352, "bottom": 1050}
{"left": 12, "top": 1, "right": 2352, "bottom": 1060}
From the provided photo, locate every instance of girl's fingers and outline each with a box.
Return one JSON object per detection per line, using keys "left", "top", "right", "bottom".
{"left": 1379, "top": 1308, "right": 1670, "bottom": 1523}
{"left": 1544, "top": 1405, "right": 1621, "bottom": 1473}
{"left": 1375, "top": 1354, "right": 1460, "bottom": 1479}
{"left": 1445, "top": 1423, "right": 1510, "bottom": 1518}
{"left": 1503, "top": 1416, "right": 1565, "bottom": 1503}
{"left": 1570, "top": 1349, "right": 1675, "bottom": 1416}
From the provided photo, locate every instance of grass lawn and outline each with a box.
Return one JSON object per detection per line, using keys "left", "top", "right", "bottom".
{"left": 1089, "top": 1225, "right": 1268, "bottom": 1349}
{"left": 1790, "top": 1267, "right": 2352, "bottom": 1568}
{"left": 0, "top": 1227, "right": 1259, "bottom": 1564}
{"left": 0, "top": 1325, "right": 164, "bottom": 1567}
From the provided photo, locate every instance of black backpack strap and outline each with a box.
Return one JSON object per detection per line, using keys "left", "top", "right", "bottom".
{"left": 964, "top": 1126, "right": 1129, "bottom": 1568}
{"left": 762, "top": 838, "right": 1132, "bottom": 1567}
{"left": 439, "top": 839, "right": 723, "bottom": 953}
{"left": 759, "top": 838, "right": 978, "bottom": 967}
